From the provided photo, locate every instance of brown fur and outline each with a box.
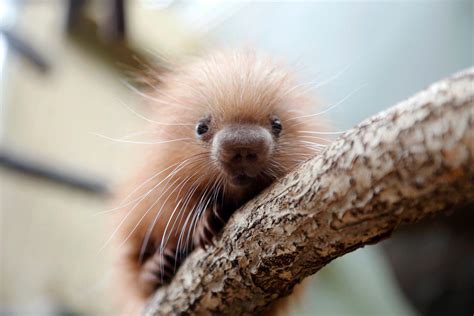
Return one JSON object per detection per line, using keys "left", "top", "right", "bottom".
{"left": 110, "top": 50, "right": 329, "bottom": 315}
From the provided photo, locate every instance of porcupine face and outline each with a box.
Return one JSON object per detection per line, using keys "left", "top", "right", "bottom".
{"left": 198, "top": 114, "right": 279, "bottom": 187}
{"left": 152, "top": 50, "right": 326, "bottom": 199}
{"left": 187, "top": 52, "right": 314, "bottom": 193}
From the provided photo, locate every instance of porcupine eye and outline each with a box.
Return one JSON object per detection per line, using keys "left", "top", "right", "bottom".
{"left": 196, "top": 118, "right": 210, "bottom": 136}
{"left": 271, "top": 117, "right": 282, "bottom": 136}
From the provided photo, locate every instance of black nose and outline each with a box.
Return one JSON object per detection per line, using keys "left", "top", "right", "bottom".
{"left": 213, "top": 125, "right": 272, "bottom": 176}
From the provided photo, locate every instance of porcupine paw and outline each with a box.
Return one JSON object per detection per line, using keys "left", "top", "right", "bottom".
{"left": 139, "top": 247, "right": 184, "bottom": 295}
{"left": 193, "top": 208, "right": 225, "bottom": 249}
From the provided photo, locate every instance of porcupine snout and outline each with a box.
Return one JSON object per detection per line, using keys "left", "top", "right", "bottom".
{"left": 213, "top": 124, "right": 273, "bottom": 186}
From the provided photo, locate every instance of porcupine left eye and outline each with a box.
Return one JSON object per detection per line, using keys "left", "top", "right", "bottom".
{"left": 271, "top": 117, "right": 282, "bottom": 136}
{"left": 196, "top": 118, "right": 210, "bottom": 136}
{"left": 196, "top": 123, "right": 208, "bottom": 135}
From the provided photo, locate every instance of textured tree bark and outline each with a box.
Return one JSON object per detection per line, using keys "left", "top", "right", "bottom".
{"left": 143, "top": 68, "right": 474, "bottom": 316}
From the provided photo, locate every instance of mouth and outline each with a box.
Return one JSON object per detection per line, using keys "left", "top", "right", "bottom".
{"left": 230, "top": 173, "right": 256, "bottom": 186}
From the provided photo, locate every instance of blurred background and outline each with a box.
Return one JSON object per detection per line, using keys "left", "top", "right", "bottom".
{"left": 0, "top": 1, "right": 472, "bottom": 315}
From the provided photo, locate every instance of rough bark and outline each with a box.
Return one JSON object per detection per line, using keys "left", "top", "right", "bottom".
{"left": 144, "top": 68, "right": 474, "bottom": 316}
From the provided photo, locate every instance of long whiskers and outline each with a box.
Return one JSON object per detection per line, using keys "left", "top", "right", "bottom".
{"left": 118, "top": 157, "right": 210, "bottom": 251}
{"left": 138, "top": 169, "right": 201, "bottom": 264}
{"left": 150, "top": 161, "right": 213, "bottom": 260}
{"left": 296, "top": 134, "right": 333, "bottom": 143}
{"left": 116, "top": 98, "right": 194, "bottom": 126}
{"left": 97, "top": 153, "right": 208, "bottom": 216}
{"left": 287, "top": 84, "right": 367, "bottom": 123}
{"left": 282, "top": 63, "right": 352, "bottom": 97}
{"left": 90, "top": 132, "right": 192, "bottom": 145}
{"left": 99, "top": 156, "right": 206, "bottom": 252}
{"left": 297, "top": 130, "right": 348, "bottom": 135}
{"left": 191, "top": 176, "right": 222, "bottom": 245}
{"left": 120, "top": 79, "right": 196, "bottom": 112}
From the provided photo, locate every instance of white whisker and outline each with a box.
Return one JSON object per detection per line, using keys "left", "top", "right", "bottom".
{"left": 283, "top": 63, "right": 352, "bottom": 97}
{"left": 95, "top": 158, "right": 202, "bottom": 216}
{"left": 287, "top": 83, "right": 367, "bottom": 122}
{"left": 297, "top": 135, "right": 332, "bottom": 143}
{"left": 90, "top": 132, "right": 192, "bottom": 145}
{"left": 157, "top": 163, "right": 211, "bottom": 255}
{"left": 120, "top": 78, "right": 197, "bottom": 112}
{"left": 297, "top": 130, "right": 348, "bottom": 135}
{"left": 138, "top": 158, "right": 210, "bottom": 263}
{"left": 298, "top": 140, "right": 327, "bottom": 147}
{"left": 116, "top": 98, "right": 194, "bottom": 126}
{"left": 99, "top": 157, "right": 203, "bottom": 252}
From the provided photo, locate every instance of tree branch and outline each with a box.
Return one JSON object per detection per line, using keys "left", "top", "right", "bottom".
{"left": 144, "top": 68, "right": 474, "bottom": 315}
